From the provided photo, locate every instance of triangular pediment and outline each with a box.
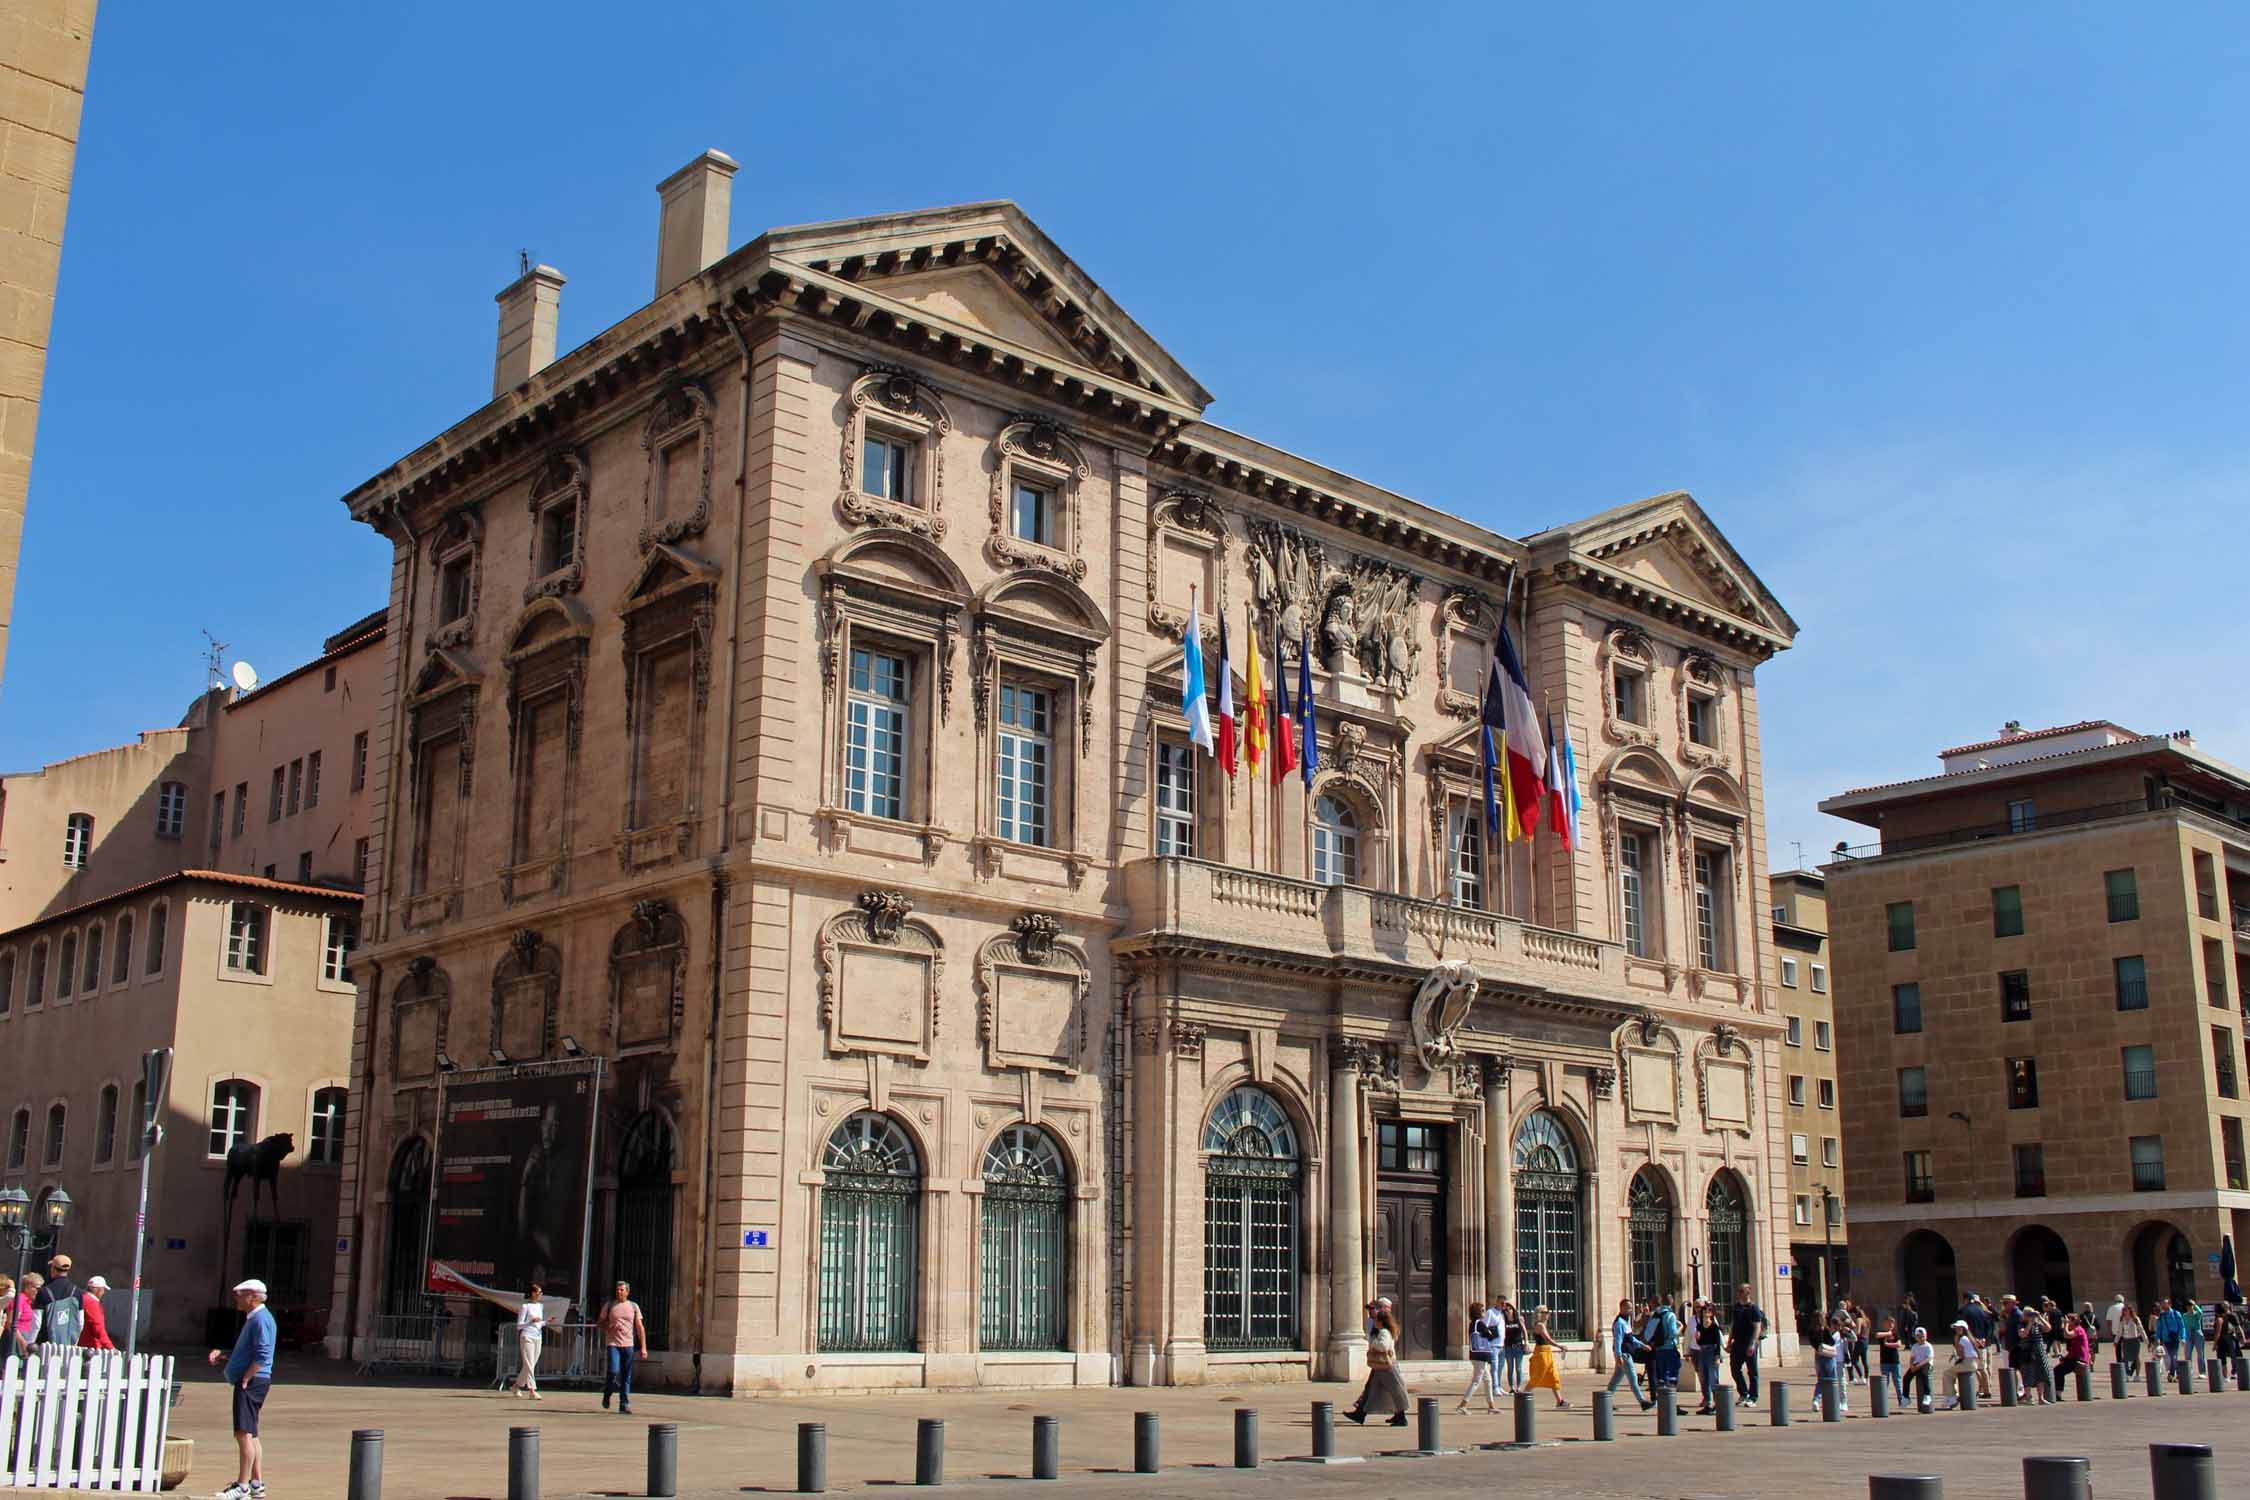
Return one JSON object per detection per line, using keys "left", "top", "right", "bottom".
{"left": 1540, "top": 493, "right": 1797, "bottom": 644}
{"left": 618, "top": 542, "right": 719, "bottom": 612}
{"left": 877, "top": 264, "right": 1086, "bottom": 366}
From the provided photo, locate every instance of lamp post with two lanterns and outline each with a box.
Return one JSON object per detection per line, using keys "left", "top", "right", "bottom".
{"left": 0, "top": 1184, "right": 72, "bottom": 1319}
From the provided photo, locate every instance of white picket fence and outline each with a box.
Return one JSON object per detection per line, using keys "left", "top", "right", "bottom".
{"left": 0, "top": 1350, "right": 174, "bottom": 1491}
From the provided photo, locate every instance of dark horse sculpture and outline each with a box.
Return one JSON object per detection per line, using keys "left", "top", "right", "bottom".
{"left": 218, "top": 1133, "right": 293, "bottom": 1304}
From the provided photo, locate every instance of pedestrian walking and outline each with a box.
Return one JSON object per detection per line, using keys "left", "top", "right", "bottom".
{"left": 1727, "top": 1282, "right": 1766, "bottom": 1405}
{"left": 2183, "top": 1298, "right": 2208, "bottom": 1373}
{"left": 598, "top": 1281, "right": 648, "bottom": 1415}
{"left": 1875, "top": 1315, "right": 1903, "bottom": 1403}
{"left": 2116, "top": 1303, "right": 2147, "bottom": 1376}
{"left": 1812, "top": 1315, "right": 1850, "bottom": 1413}
{"left": 1643, "top": 1296, "right": 1682, "bottom": 1399}
{"left": 1496, "top": 1296, "right": 1527, "bottom": 1394}
{"left": 1343, "top": 1298, "right": 1410, "bottom": 1426}
{"left": 12, "top": 1274, "right": 42, "bottom": 1357}
{"left": 1904, "top": 1326, "right": 1937, "bottom": 1412}
{"left": 1605, "top": 1298, "right": 1652, "bottom": 1410}
{"left": 510, "top": 1282, "right": 546, "bottom": 1399}
{"left": 205, "top": 1278, "right": 275, "bottom": 1500}
{"left": 1457, "top": 1299, "right": 1502, "bottom": 1413}
{"left": 2153, "top": 1298, "right": 2185, "bottom": 1376}
{"left": 1692, "top": 1301, "right": 1723, "bottom": 1413}
{"left": 31, "top": 1257, "right": 81, "bottom": 1349}
{"left": 1526, "top": 1306, "right": 1568, "bottom": 1408}
{"left": 77, "top": 1276, "right": 115, "bottom": 1350}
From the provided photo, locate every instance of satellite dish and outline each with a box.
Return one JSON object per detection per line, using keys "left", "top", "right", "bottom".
{"left": 230, "top": 661, "right": 260, "bottom": 692}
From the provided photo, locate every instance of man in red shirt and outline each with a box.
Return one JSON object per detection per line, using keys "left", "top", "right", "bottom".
{"left": 77, "top": 1276, "right": 116, "bottom": 1350}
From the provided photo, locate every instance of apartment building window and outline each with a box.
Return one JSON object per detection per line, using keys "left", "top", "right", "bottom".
{"left": 2129, "top": 1135, "right": 2165, "bottom": 1191}
{"left": 2225, "top": 1118, "right": 2248, "bottom": 1192}
{"left": 1446, "top": 806, "right": 1482, "bottom": 907}
{"left": 1993, "top": 885, "right": 2024, "bottom": 937}
{"left": 2006, "top": 798, "right": 2036, "bottom": 833}
{"left": 2012, "top": 1143, "right": 2046, "bottom": 1198}
{"left": 2006, "top": 1057, "right": 2040, "bottom": 1109}
{"left": 268, "top": 768, "right": 284, "bottom": 823}
{"left": 2214, "top": 1027, "right": 2239, "bottom": 1099}
{"left": 224, "top": 902, "right": 267, "bottom": 976}
{"left": 1312, "top": 797, "right": 1359, "bottom": 886}
{"left": 1892, "top": 982, "right": 1923, "bottom": 1034}
{"left": 1815, "top": 1020, "right": 1832, "bottom": 1051}
{"left": 23, "top": 941, "right": 43, "bottom": 1010}
{"left": 1887, "top": 901, "right": 1915, "bottom": 951}
{"left": 1686, "top": 692, "right": 1717, "bottom": 748}
{"left": 323, "top": 665, "right": 336, "bottom": 692}
{"left": 126, "top": 1081, "right": 146, "bottom": 1161}
{"left": 1785, "top": 1015, "right": 1803, "bottom": 1046}
{"left": 2105, "top": 868, "right": 2139, "bottom": 922}
{"left": 2195, "top": 851, "right": 2219, "bottom": 920}
{"left": 110, "top": 913, "right": 131, "bottom": 985}
{"left": 306, "top": 750, "right": 322, "bottom": 810}
{"left": 1010, "top": 480, "right": 1054, "bottom": 546}
{"left": 155, "top": 781, "right": 186, "bottom": 839}
{"left": 354, "top": 838, "right": 369, "bottom": 887}
{"left": 80, "top": 924, "right": 101, "bottom": 994}
{"left": 2115, "top": 955, "right": 2148, "bottom": 1010}
{"left": 1613, "top": 666, "right": 1646, "bottom": 725}
{"left": 1820, "top": 1136, "right": 1839, "bottom": 1167}
{"left": 322, "top": 915, "right": 358, "bottom": 984}
{"left": 352, "top": 732, "right": 369, "bottom": 792}
{"left": 1811, "top": 962, "right": 1828, "bottom": 993}
{"left": 1791, "top": 1132, "right": 1809, "bottom": 1164}
{"left": 843, "top": 648, "right": 910, "bottom": 822}
{"left": 309, "top": 1087, "right": 347, "bottom": 1167}
{"left": 62, "top": 813, "right": 91, "bottom": 870}
{"left": 1903, "top": 1150, "right": 1934, "bottom": 1203}
{"left": 207, "top": 1080, "right": 258, "bottom": 1159}
{"left": 0, "top": 950, "right": 11, "bottom": 1016}
{"left": 1899, "top": 1066, "right": 1928, "bottom": 1118}
{"left": 2000, "top": 969, "right": 2032, "bottom": 1022}
{"left": 1619, "top": 830, "right": 1648, "bottom": 957}
{"left": 1794, "top": 1195, "right": 1813, "bottom": 1227}
{"left": 286, "top": 758, "right": 303, "bottom": 817}
{"left": 232, "top": 783, "right": 247, "bottom": 838}
{"left": 55, "top": 932, "right": 74, "bottom": 999}
{"left": 1824, "top": 1194, "right": 1844, "bottom": 1228}
{"left": 210, "top": 792, "right": 225, "bottom": 849}
{"left": 144, "top": 901, "right": 167, "bottom": 975}
{"left": 1693, "top": 848, "right": 1724, "bottom": 969}
{"left": 1817, "top": 1079, "right": 1836, "bottom": 1109}
{"left": 1781, "top": 957, "right": 1798, "bottom": 988}
{"left": 863, "top": 433, "right": 915, "bottom": 505}
{"left": 994, "top": 683, "right": 1053, "bottom": 847}
{"left": 2206, "top": 937, "right": 2229, "bottom": 1009}
{"left": 1789, "top": 1075, "right": 1806, "bottom": 1106}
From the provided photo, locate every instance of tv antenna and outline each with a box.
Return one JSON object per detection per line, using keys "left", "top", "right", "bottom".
{"left": 201, "top": 629, "right": 227, "bottom": 690}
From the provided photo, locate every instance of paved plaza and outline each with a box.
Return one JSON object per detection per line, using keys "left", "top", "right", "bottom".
{"left": 144, "top": 1363, "right": 2248, "bottom": 1499}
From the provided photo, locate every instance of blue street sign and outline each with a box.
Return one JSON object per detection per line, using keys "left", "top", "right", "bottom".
{"left": 1777, "top": 1265, "right": 1791, "bottom": 1278}
{"left": 164, "top": 1238, "right": 186, "bottom": 1251}
{"left": 742, "top": 1229, "right": 770, "bottom": 1248}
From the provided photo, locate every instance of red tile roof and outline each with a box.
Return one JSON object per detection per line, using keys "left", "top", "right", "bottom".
{"left": 1, "top": 868, "right": 362, "bottom": 940}
{"left": 1935, "top": 720, "right": 2135, "bottom": 760}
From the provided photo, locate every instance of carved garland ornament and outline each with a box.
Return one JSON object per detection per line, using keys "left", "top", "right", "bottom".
{"left": 971, "top": 912, "right": 1090, "bottom": 1075}
{"left": 1409, "top": 958, "right": 1481, "bottom": 1073}
{"left": 1693, "top": 1025, "right": 1755, "bottom": 1137}
{"left": 1146, "top": 488, "right": 1229, "bottom": 643}
{"left": 837, "top": 368, "right": 951, "bottom": 539}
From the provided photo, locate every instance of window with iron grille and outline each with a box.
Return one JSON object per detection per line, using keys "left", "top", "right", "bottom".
{"left": 1514, "top": 1111, "right": 1583, "bottom": 1339}
{"left": 2105, "top": 868, "right": 2139, "bottom": 922}
{"left": 2122, "top": 1044, "right": 2157, "bottom": 1101}
{"left": 2006, "top": 1057, "right": 2040, "bottom": 1109}
{"left": 2215, "top": 1026, "right": 2240, "bottom": 1098}
{"left": 2012, "top": 1143, "right": 2046, "bottom": 1198}
{"left": 1705, "top": 1173, "right": 1751, "bottom": 1308}
{"left": 1893, "top": 983, "right": 1923, "bottom": 1034}
{"left": 979, "top": 1125, "right": 1069, "bottom": 1351}
{"left": 2000, "top": 970, "right": 2032, "bottom": 1022}
{"left": 2115, "top": 954, "right": 2148, "bottom": 1010}
{"left": 2129, "top": 1134, "right": 2165, "bottom": 1191}
{"left": 1903, "top": 1150, "right": 1934, "bottom": 1203}
{"left": 818, "top": 1112, "right": 920, "bottom": 1352}
{"left": 1627, "top": 1168, "right": 1675, "bottom": 1304}
{"left": 2224, "top": 1118, "right": 2247, "bottom": 1192}
{"left": 1203, "top": 1087, "right": 1301, "bottom": 1351}
{"left": 1899, "top": 1066, "right": 1928, "bottom": 1118}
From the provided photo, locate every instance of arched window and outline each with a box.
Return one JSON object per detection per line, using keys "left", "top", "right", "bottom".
{"left": 1627, "top": 1167, "right": 1676, "bottom": 1304}
{"left": 41, "top": 1102, "right": 64, "bottom": 1168}
{"left": 144, "top": 901, "right": 168, "bottom": 976}
{"left": 80, "top": 923, "right": 102, "bottom": 995}
{"left": 819, "top": 1112, "right": 920, "bottom": 1351}
{"left": 615, "top": 1112, "right": 677, "bottom": 1348}
{"left": 309, "top": 1088, "right": 347, "bottom": 1166}
{"left": 110, "top": 913, "right": 133, "bottom": 986}
{"left": 1312, "top": 796, "right": 1359, "bottom": 886}
{"left": 1705, "top": 1171, "right": 1751, "bottom": 1303}
{"left": 979, "top": 1125, "right": 1070, "bottom": 1350}
{"left": 94, "top": 1085, "right": 118, "bottom": 1165}
{"left": 1202, "top": 1086, "right": 1301, "bottom": 1350}
{"left": 0, "top": 949, "right": 13, "bottom": 1014}
{"left": 383, "top": 1137, "right": 432, "bottom": 1313}
{"left": 5, "top": 1107, "right": 25, "bottom": 1171}
{"left": 208, "top": 1079, "right": 259, "bottom": 1158}
{"left": 56, "top": 931, "right": 76, "bottom": 999}
{"left": 1513, "top": 1110, "right": 1584, "bottom": 1339}
{"left": 26, "top": 941, "right": 46, "bottom": 1009}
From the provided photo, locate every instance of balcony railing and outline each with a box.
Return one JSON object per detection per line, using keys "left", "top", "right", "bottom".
{"left": 2116, "top": 979, "right": 2150, "bottom": 1010}
{"left": 2014, "top": 1172, "right": 2047, "bottom": 1198}
{"left": 1876, "top": 798, "right": 2160, "bottom": 856}
{"left": 2123, "top": 1066, "right": 2159, "bottom": 1100}
{"left": 1905, "top": 1183, "right": 1935, "bottom": 1204}
{"left": 2132, "top": 1160, "right": 2167, "bottom": 1191}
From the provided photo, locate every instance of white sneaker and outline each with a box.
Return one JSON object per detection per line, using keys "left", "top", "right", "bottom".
{"left": 216, "top": 1484, "right": 250, "bottom": 1499}
{"left": 249, "top": 1483, "right": 268, "bottom": 1499}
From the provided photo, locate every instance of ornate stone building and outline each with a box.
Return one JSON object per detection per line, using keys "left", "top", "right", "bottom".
{"left": 330, "top": 156, "right": 1799, "bottom": 1392}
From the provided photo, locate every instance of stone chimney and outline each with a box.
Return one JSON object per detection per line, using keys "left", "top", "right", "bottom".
{"left": 654, "top": 149, "right": 738, "bottom": 297}
{"left": 493, "top": 263, "right": 566, "bottom": 397}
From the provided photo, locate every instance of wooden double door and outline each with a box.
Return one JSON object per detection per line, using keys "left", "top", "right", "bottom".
{"left": 1373, "top": 1119, "right": 1450, "bottom": 1360}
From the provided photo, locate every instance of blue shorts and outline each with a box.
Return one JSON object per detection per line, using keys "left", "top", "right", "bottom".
{"left": 231, "top": 1378, "right": 271, "bottom": 1436}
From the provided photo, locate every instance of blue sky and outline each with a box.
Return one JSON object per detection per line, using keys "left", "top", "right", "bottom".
{"left": 9, "top": 3, "right": 2247, "bottom": 870}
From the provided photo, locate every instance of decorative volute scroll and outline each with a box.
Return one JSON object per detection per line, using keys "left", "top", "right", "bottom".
{"left": 609, "top": 898, "right": 688, "bottom": 1054}
{"left": 837, "top": 367, "right": 952, "bottom": 539}
{"left": 817, "top": 891, "right": 945, "bottom": 1062}
{"left": 1436, "top": 588, "right": 1497, "bottom": 719}
{"left": 1694, "top": 1024, "right": 1755, "bottom": 1135}
{"left": 1597, "top": 622, "right": 1659, "bottom": 749}
{"left": 1409, "top": 958, "right": 1481, "bottom": 1072}
{"left": 1146, "top": 488, "right": 1229, "bottom": 642}
{"left": 640, "top": 381, "right": 716, "bottom": 550}
{"left": 522, "top": 451, "right": 590, "bottom": 603}
{"left": 986, "top": 417, "right": 1091, "bottom": 579}
{"left": 1616, "top": 1014, "right": 1683, "bottom": 1124}
{"left": 490, "top": 928, "right": 562, "bottom": 1061}
{"left": 974, "top": 910, "right": 1089, "bottom": 1075}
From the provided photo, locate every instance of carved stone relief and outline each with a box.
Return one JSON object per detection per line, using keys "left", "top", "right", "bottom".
{"left": 641, "top": 382, "right": 716, "bottom": 550}
{"left": 817, "top": 891, "right": 944, "bottom": 1062}
{"left": 1147, "top": 489, "right": 1229, "bottom": 643}
{"left": 986, "top": 418, "right": 1090, "bottom": 579}
{"left": 973, "top": 911, "right": 1087, "bottom": 1075}
{"left": 836, "top": 367, "right": 951, "bottom": 539}
{"left": 1409, "top": 958, "right": 1481, "bottom": 1072}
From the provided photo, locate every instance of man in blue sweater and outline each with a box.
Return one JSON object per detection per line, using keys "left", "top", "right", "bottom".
{"left": 206, "top": 1278, "right": 276, "bottom": 1500}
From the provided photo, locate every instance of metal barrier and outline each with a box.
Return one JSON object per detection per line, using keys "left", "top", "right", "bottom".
{"left": 490, "top": 1322, "right": 616, "bottom": 1389}
{"left": 358, "top": 1313, "right": 476, "bottom": 1376}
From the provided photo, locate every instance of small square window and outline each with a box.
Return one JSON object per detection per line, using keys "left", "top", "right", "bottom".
{"left": 1814, "top": 1020, "right": 1832, "bottom": 1051}
{"left": 1785, "top": 1015, "right": 1803, "bottom": 1046}
{"left": 1780, "top": 957, "right": 1799, "bottom": 988}
{"left": 1613, "top": 667, "right": 1645, "bottom": 725}
{"left": 2105, "top": 868, "right": 2139, "bottom": 923}
{"left": 1817, "top": 1078, "right": 1836, "bottom": 1109}
{"left": 1887, "top": 901, "right": 1916, "bottom": 951}
{"left": 1011, "top": 481, "right": 1053, "bottom": 546}
{"left": 1687, "top": 693, "right": 1717, "bottom": 747}
{"left": 1993, "top": 885, "right": 2024, "bottom": 937}
{"left": 1810, "top": 963, "right": 1828, "bottom": 993}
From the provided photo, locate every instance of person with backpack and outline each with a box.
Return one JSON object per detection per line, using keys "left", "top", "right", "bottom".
{"left": 1457, "top": 1299, "right": 1503, "bottom": 1414}
{"left": 32, "top": 1255, "right": 83, "bottom": 1349}
{"left": 1643, "top": 1297, "right": 1682, "bottom": 1399}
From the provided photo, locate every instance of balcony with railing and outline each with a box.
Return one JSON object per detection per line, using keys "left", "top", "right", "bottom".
{"left": 2122, "top": 1065, "right": 2159, "bottom": 1101}
{"left": 1117, "top": 856, "right": 1629, "bottom": 995}
{"left": 2132, "top": 1158, "right": 2167, "bottom": 1191}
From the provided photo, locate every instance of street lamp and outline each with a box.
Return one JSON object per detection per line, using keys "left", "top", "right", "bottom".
{"left": 0, "top": 1184, "right": 72, "bottom": 1299}
{"left": 1689, "top": 1246, "right": 1703, "bottom": 1303}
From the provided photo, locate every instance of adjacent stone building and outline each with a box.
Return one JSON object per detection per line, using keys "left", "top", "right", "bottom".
{"left": 1770, "top": 868, "right": 1845, "bottom": 1327}
{"left": 331, "top": 157, "right": 1801, "bottom": 1391}
{"left": 1823, "top": 721, "right": 2250, "bottom": 1317}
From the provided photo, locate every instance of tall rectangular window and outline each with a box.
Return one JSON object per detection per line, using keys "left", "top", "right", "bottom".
{"left": 1785, "top": 1015, "right": 1802, "bottom": 1046}
{"left": 354, "top": 838, "right": 369, "bottom": 887}
{"left": 1892, "top": 982, "right": 1923, "bottom": 1034}
{"left": 62, "top": 813, "right": 91, "bottom": 870}
{"left": 207, "top": 1080, "right": 258, "bottom": 1159}
{"left": 1693, "top": 847, "right": 1724, "bottom": 970}
{"left": 1789, "top": 1075, "right": 1806, "bottom": 1105}
{"left": 2115, "top": 954, "right": 2148, "bottom": 1010}
{"left": 145, "top": 902, "right": 167, "bottom": 975}
{"left": 2224, "top": 1118, "right": 2248, "bottom": 1191}
{"left": 1815, "top": 1020, "right": 1832, "bottom": 1050}
{"left": 94, "top": 1084, "right": 117, "bottom": 1166}
{"left": 1817, "top": 1078, "right": 1836, "bottom": 1109}
{"left": 2129, "top": 1134, "right": 2165, "bottom": 1191}
{"left": 1447, "top": 806, "right": 1483, "bottom": 907}
{"left": 2206, "top": 937, "right": 2229, "bottom": 1009}
{"left": 155, "top": 781, "right": 187, "bottom": 838}
{"left": 1010, "top": 481, "right": 1053, "bottom": 546}
{"left": 1619, "top": 830, "right": 1647, "bottom": 958}
{"left": 110, "top": 913, "right": 131, "bottom": 985}
{"left": 1993, "top": 885, "right": 2024, "bottom": 937}
{"left": 268, "top": 767, "right": 284, "bottom": 822}
{"left": 1612, "top": 667, "right": 1644, "bottom": 724}
{"left": 2195, "top": 851, "right": 2219, "bottom": 920}
{"left": 995, "top": 683, "right": 1053, "bottom": 847}
{"left": 1780, "top": 957, "right": 1799, "bottom": 987}
{"left": 286, "top": 758, "right": 303, "bottom": 816}
{"left": 1887, "top": 901, "right": 1916, "bottom": 951}
{"left": 844, "top": 648, "right": 910, "bottom": 821}
{"left": 296, "top": 851, "right": 312, "bottom": 883}
{"left": 1903, "top": 1150, "right": 1934, "bottom": 1203}
{"left": 211, "top": 792, "right": 226, "bottom": 848}
{"left": 2214, "top": 1027, "right": 2238, "bottom": 1099}
{"left": 1794, "top": 1195, "right": 1812, "bottom": 1226}
{"left": 1686, "top": 694, "right": 1717, "bottom": 747}
{"left": 1154, "top": 741, "right": 1196, "bottom": 857}
{"left": 306, "top": 750, "right": 322, "bottom": 810}
{"left": 1790, "top": 1132, "right": 1809, "bottom": 1164}
{"left": 2000, "top": 969, "right": 2032, "bottom": 1022}
{"left": 232, "top": 783, "right": 247, "bottom": 838}
{"left": 352, "top": 732, "right": 369, "bottom": 791}
{"left": 310, "top": 1088, "right": 347, "bottom": 1167}
{"left": 323, "top": 915, "right": 359, "bottom": 984}
{"left": 1811, "top": 962, "right": 1828, "bottom": 993}
{"left": 1899, "top": 1066, "right": 1928, "bottom": 1117}
{"left": 2012, "top": 1143, "right": 2046, "bottom": 1197}
{"left": 862, "top": 435, "right": 913, "bottom": 504}
{"left": 2006, "top": 1056, "right": 2040, "bottom": 1109}
{"left": 225, "top": 902, "right": 267, "bottom": 975}
{"left": 2006, "top": 798, "right": 2036, "bottom": 833}
{"left": 2106, "top": 868, "right": 2139, "bottom": 922}
{"left": 127, "top": 1081, "right": 146, "bottom": 1161}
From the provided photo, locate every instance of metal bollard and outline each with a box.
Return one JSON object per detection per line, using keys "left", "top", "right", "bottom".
{"left": 507, "top": 1427, "right": 538, "bottom": 1500}
{"left": 1235, "top": 1408, "right": 1259, "bottom": 1469}
{"left": 1591, "top": 1388, "right": 1614, "bottom": 1441}
{"left": 1822, "top": 1375, "right": 1842, "bottom": 1422}
{"left": 1869, "top": 1478, "right": 1943, "bottom": 1500}
{"left": 1657, "top": 1386, "right": 1678, "bottom": 1435}
{"left": 648, "top": 1423, "right": 678, "bottom": 1499}
{"left": 1771, "top": 1381, "right": 1792, "bottom": 1426}
{"left": 1872, "top": 1374, "right": 1891, "bottom": 1418}
{"left": 1513, "top": 1390, "right": 1536, "bottom": 1445}
{"left": 1955, "top": 1373, "right": 1977, "bottom": 1412}
{"left": 2236, "top": 1356, "right": 2250, "bottom": 1392}
{"left": 1414, "top": 1397, "right": 1438, "bottom": 1455}
{"left": 1310, "top": 1401, "right": 1334, "bottom": 1460}
{"left": 1999, "top": 1368, "right": 2018, "bottom": 1407}
{"left": 2074, "top": 1366, "right": 2092, "bottom": 1403}
{"left": 916, "top": 1418, "right": 944, "bottom": 1487}
{"left": 2148, "top": 1360, "right": 2163, "bottom": 1397}
{"left": 1134, "top": 1411, "right": 1159, "bottom": 1474}
{"left": 798, "top": 1423, "right": 827, "bottom": 1495}
{"left": 2022, "top": 1456, "right": 2091, "bottom": 1500}
{"left": 1032, "top": 1415, "right": 1058, "bottom": 1481}
{"left": 1715, "top": 1386, "right": 1736, "bottom": 1431}
{"left": 348, "top": 1429, "right": 383, "bottom": 1500}
{"left": 2111, "top": 1363, "right": 2129, "bottom": 1400}
{"left": 2149, "top": 1442, "right": 2217, "bottom": 1500}
{"left": 2179, "top": 1362, "right": 2196, "bottom": 1395}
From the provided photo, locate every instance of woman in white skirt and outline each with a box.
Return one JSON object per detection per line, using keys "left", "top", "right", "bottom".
{"left": 511, "top": 1283, "right": 546, "bottom": 1399}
